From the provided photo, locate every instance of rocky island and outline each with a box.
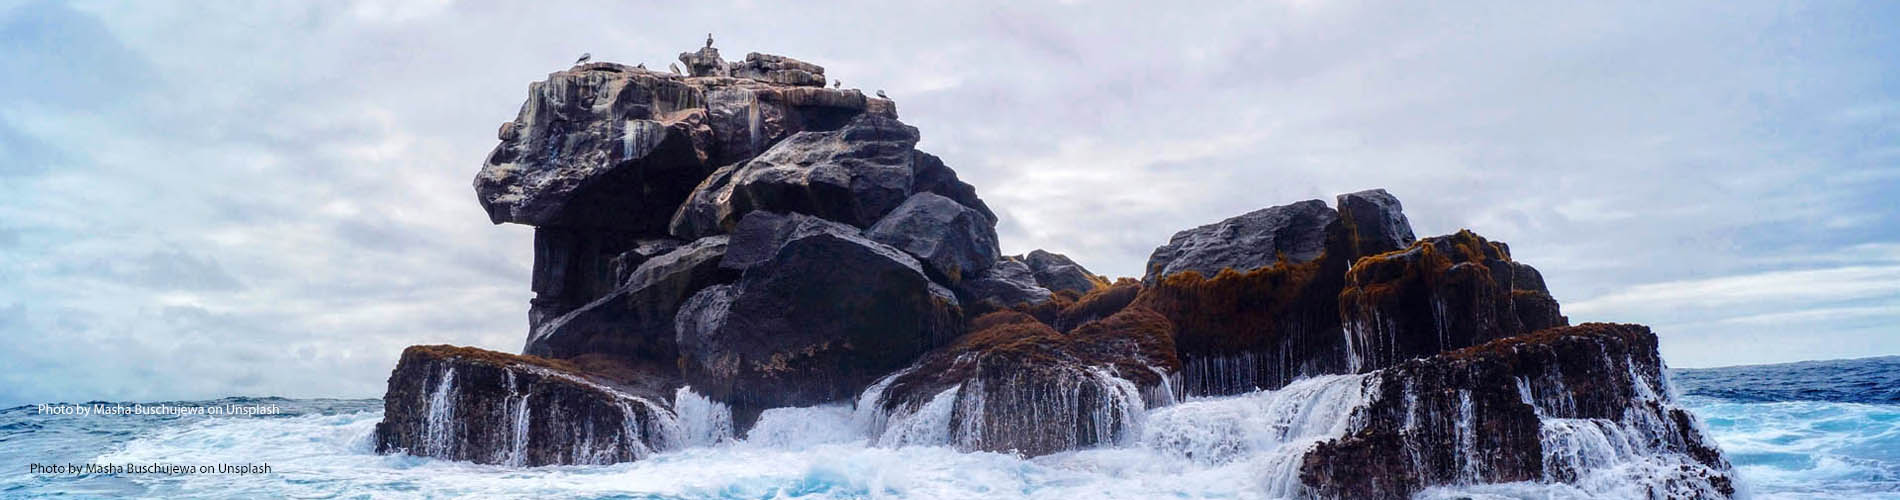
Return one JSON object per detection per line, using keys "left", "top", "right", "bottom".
{"left": 372, "top": 43, "right": 1736, "bottom": 498}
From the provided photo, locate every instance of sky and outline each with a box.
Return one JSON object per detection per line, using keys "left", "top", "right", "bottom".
{"left": 1, "top": 0, "right": 1896, "bottom": 406}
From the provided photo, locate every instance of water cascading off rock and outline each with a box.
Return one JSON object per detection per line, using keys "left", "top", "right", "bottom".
{"left": 369, "top": 41, "right": 1733, "bottom": 499}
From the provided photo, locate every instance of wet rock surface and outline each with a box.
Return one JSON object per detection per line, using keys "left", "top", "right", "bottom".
{"left": 676, "top": 212, "right": 961, "bottom": 426}
{"left": 1339, "top": 230, "right": 1569, "bottom": 371}
{"left": 1300, "top": 324, "right": 1734, "bottom": 499}
{"left": 859, "top": 307, "right": 1178, "bottom": 457}
{"left": 377, "top": 42, "right": 1730, "bottom": 497}
{"left": 374, "top": 345, "right": 679, "bottom": 466}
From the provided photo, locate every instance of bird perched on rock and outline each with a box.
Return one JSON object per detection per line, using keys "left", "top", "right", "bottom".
{"left": 636, "top": 63, "right": 646, "bottom": 69}
{"left": 706, "top": 33, "right": 714, "bottom": 48}
{"left": 876, "top": 89, "right": 888, "bottom": 99}
{"left": 832, "top": 79, "right": 841, "bottom": 88}
{"left": 670, "top": 63, "right": 682, "bottom": 75}
{"left": 573, "top": 52, "right": 591, "bottom": 65}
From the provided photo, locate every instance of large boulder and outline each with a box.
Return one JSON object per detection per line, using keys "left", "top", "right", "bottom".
{"left": 674, "top": 212, "right": 961, "bottom": 427}
{"left": 374, "top": 345, "right": 681, "bottom": 466}
{"left": 909, "top": 150, "right": 996, "bottom": 222}
{"left": 955, "top": 257, "right": 1055, "bottom": 314}
{"left": 1337, "top": 230, "right": 1568, "bottom": 371}
{"left": 859, "top": 307, "right": 1179, "bottom": 457}
{"left": 866, "top": 192, "right": 1001, "bottom": 283}
{"left": 607, "top": 238, "right": 684, "bottom": 288}
{"left": 1134, "top": 197, "right": 1355, "bottom": 396}
{"left": 1142, "top": 199, "right": 1338, "bottom": 285}
{"left": 1335, "top": 189, "right": 1417, "bottom": 258}
{"left": 670, "top": 114, "right": 923, "bottom": 236}
{"left": 668, "top": 115, "right": 994, "bottom": 242}
{"left": 475, "top": 66, "right": 713, "bottom": 232}
{"left": 1300, "top": 324, "right": 1735, "bottom": 499}
{"left": 1019, "top": 249, "right": 1105, "bottom": 295}
{"left": 524, "top": 236, "right": 735, "bottom": 362}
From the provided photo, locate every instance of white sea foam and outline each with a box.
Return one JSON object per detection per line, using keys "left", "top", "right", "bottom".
{"left": 672, "top": 386, "right": 734, "bottom": 447}
{"left": 65, "top": 367, "right": 1891, "bottom": 499}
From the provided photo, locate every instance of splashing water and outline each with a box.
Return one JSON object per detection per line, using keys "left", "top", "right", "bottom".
{"left": 3, "top": 357, "right": 1893, "bottom": 498}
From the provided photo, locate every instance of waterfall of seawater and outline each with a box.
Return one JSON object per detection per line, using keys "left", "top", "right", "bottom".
{"left": 423, "top": 365, "right": 457, "bottom": 458}
{"left": 400, "top": 352, "right": 1727, "bottom": 498}
{"left": 1418, "top": 348, "right": 1734, "bottom": 498}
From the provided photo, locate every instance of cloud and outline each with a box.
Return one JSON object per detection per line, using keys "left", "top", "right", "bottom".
{"left": 0, "top": 0, "right": 1897, "bottom": 404}
{"left": 1565, "top": 243, "right": 1900, "bottom": 367}
{"left": 1566, "top": 265, "right": 1900, "bottom": 318}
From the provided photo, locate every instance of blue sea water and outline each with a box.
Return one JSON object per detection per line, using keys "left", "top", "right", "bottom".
{"left": 1673, "top": 356, "right": 1900, "bottom": 499}
{"left": 1, "top": 357, "right": 1894, "bottom": 499}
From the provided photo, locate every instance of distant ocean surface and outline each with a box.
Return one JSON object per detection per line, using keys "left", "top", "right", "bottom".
{"left": 3, "top": 356, "right": 1895, "bottom": 499}
{"left": 1671, "top": 356, "right": 1900, "bottom": 499}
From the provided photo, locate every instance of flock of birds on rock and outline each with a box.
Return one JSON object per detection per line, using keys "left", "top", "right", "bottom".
{"left": 570, "top": 34, "right": 887, "bottom": 100}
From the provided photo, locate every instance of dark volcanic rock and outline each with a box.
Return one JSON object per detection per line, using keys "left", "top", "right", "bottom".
{"left": 729, "top": 52, "right": 827, "bottom": 87}
{"left": 1510, "top": 260, "right": 1567, "bottom": 333}
{"left": 527, "top": 227, "right": 640, "bottom": 332}
{"left": 1299, "top": 324, "right": 1735, "bottom": 499}
{"left": 1142, "top": 199, "right": 1338, "bottom": 285}
{"left": 956, "top": 257, "right": 1055, "bottom": 314}
{"left": 699, "top": 85, "right": 869, "bottom": 167}
{"left": 679, "top": 46, "right": 726, "bottom": 77}
{"left": 668, "top": 163, "right": 741, "bottom": 240}
{"left": 675, "top": 212, "right": 961, "bottom": 426}
{"left": 524, "top": 236, "right": 734, "bottom": 361}
{"left": 475, "top": 67, "right": 712, "bottom": 232}
{"left": 475, "top": 48, "right": 993, "bottom": 366}
{"left": 1335, "top": 189, "right": 1416, "bottom": 258}
{"left": 910, "top": 150, "right": 996, "bottom": 223}
{"left": 608, "top": 238, "right": 684, "bottom": 287}
{"left": 866, "top": 192, "right": 1001, "bottom": 283}
{"left": 1338, "top": 230, "right": 1568, "bottom": 372}
{"left": 1134, "top": 250, "right": 1352, "bottom": 396}
{"left": 1133, "top": 191, "right": 1564, "bottom": 397}
{"left": 1133, "top": 197, "right": 1361, "bottom": 396}
{"left": 1020, "top": 249, "right": 1106, "bottom": 295}
{"left": 673, "top": 114, "right": 926, "bottom": 233}
{"left": 374, "top": 345, "right": 680, "bottom": 466}
{"left": 861, "top": 308, "right": 1179, "bottom": 457}
{"left": 437, "top": 46, "right": 1726, "bottom": 495}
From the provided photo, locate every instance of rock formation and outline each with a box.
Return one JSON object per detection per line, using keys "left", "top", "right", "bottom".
{"left": 675, "top": 211, "right": 962, "bottom": 427}
{"left": 374, "top": 42, "right": 1732, "bottom": 498}
{"left": 1020, "top": 249, "right": 1106, "bottom": 294}
{"left": 1339, "top": 230, "right": 1569, "bottom": 371}
{"left": 374, "top": 345, "right": 680, "bottom": 466}
{"left": 1300, "top": 324, "right": 1734, "bottom": 499}
{"left": 857, "top": 307, "right": 1177, "bottom": 456}
{"left": 1142, "top": 199, "right": 1338, "bottom": 285}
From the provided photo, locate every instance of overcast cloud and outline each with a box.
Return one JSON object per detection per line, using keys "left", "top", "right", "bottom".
{"left": 2, "top": 0, "right": 1895, "bottom": 406}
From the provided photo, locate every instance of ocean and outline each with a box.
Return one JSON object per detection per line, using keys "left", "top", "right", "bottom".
{"left": 2, "top": 356, "right": 1894, "bottom": 499}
